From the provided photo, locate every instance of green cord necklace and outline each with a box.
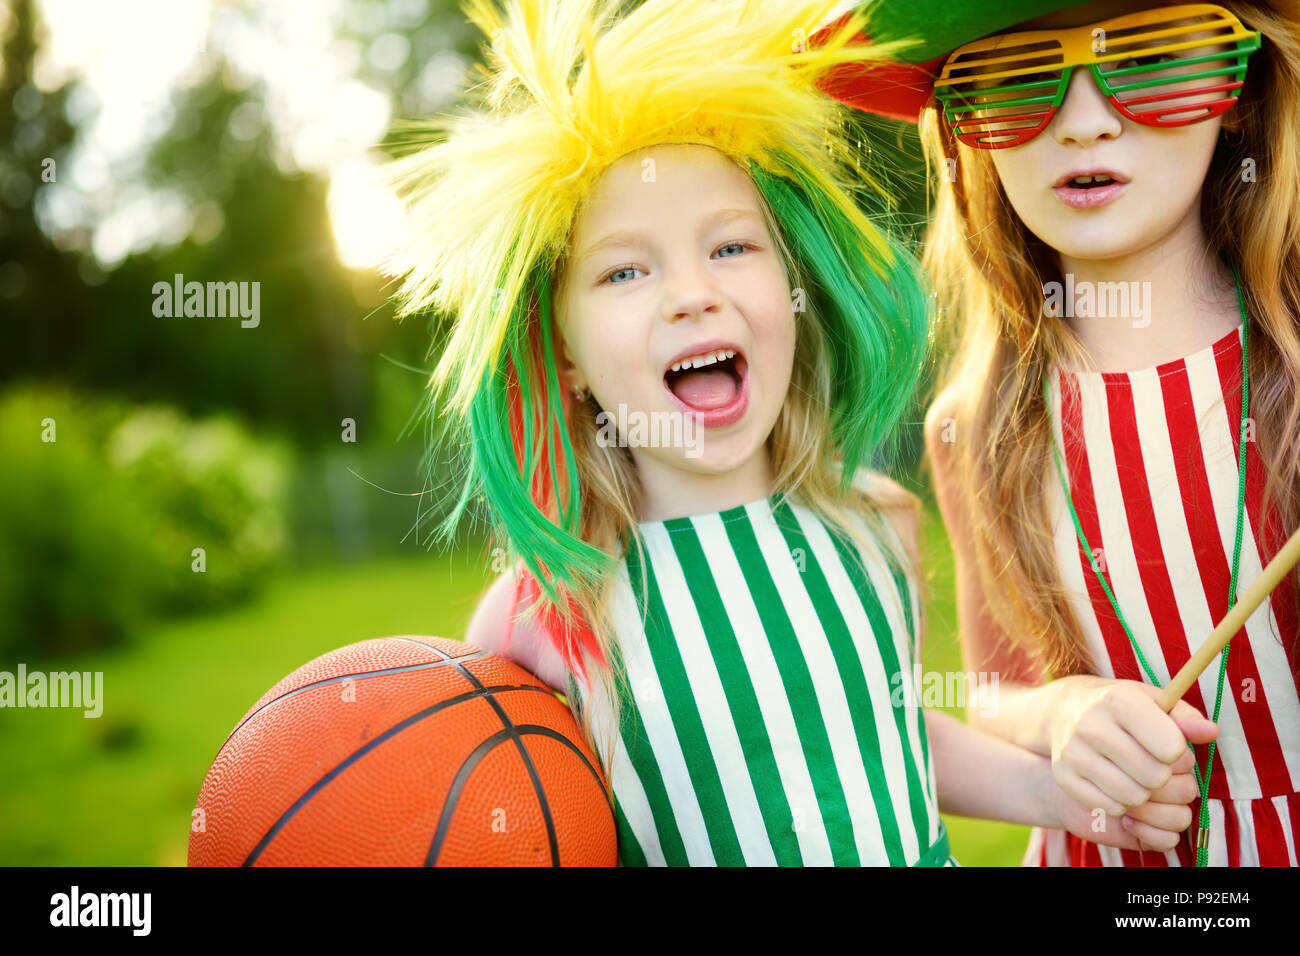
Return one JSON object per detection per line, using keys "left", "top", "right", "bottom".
{"left": 1043, "top": 263, "right": 1250, "bottom": 868}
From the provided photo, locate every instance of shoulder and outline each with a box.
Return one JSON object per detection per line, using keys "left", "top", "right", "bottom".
{"left": 465, "top": 568, "right": 517, "bottom": 656}
{"left": 922, "top": 385, "right": 966, "bottom": 529}
{"left": 845, "top": 466, "right": 920, "bottom": 572}
{"left": 465, "top": 564, "right": 572, "bottom": 693}
{"left": 922, "top": 386, "right": 962, "bottom": 466}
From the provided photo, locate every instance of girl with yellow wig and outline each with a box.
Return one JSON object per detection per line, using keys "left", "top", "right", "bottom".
{"left": 383, "top": 0, "right": 1198, "bottom": 865}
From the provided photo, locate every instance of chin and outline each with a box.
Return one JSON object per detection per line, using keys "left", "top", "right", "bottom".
{"left": 1033, "top": 220, "right": 1159, "bottom": 263}
{"left": 672, "top": 433, "right": 763, "bottom": 473}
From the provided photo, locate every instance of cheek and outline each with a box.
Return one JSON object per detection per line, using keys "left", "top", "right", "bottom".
{"left": 1152, "top": 126, "right": 1220, "bottom": 197}
{"left": 755, "top": 300, "right": 797, "bottom": 390}
{"left": 565, "top": 303, "right": 658, "bottom": 406}
{"left": 990, "top": 146, "right": 1052, "bottom": 216}
{"left": 746, "top": 268, "right": 796, "bottom": 337}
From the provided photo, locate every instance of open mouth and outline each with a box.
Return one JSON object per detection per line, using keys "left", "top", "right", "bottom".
{"left": 1065, "top": 173, "right": 1117, "bottom": 189}
{"left": 1052, "top": 170, "right": 1129, "bottom": 210}
{"left": 663, "top": 347, "right": 747, "bottom": 412}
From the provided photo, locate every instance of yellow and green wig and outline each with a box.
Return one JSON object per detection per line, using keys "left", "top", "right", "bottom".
{"left": 382, "top": 0, "right": 929, "bottom": 673}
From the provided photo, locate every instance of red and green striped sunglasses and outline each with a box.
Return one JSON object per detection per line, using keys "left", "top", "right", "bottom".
{"left": 934, "top": 3, "right": 1260, "bottom": 149}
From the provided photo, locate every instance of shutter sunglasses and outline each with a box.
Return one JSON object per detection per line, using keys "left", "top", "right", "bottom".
{"left": 933, "top": 3, "right": 1260, "bottom": 149}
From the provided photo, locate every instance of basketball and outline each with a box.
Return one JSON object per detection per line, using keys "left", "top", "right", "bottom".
{"left": 187, "top": 636, "right": 617, "bottom": 866}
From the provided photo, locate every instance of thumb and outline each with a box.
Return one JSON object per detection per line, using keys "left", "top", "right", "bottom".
{"left": 1168, "top": 699, "right": 1219, "bottom": 745}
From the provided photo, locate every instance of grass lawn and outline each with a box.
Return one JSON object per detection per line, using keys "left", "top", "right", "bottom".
{"left": 0, "top": 544, "right": 496, "bottom": 866}
{"left": 1, "top": 502, "right": 1033, "bottom": 866}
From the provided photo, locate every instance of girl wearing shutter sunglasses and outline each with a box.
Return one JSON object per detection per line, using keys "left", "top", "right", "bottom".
{"left": 914, "top": 0, "right": 1300, "bottom": 867}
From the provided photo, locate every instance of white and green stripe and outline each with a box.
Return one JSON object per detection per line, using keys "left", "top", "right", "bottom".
{"left": 569, "top": 491, "right": 949, "bottom": 866}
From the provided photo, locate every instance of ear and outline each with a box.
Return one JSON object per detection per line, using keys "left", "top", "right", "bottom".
{"left": 556, "top": 331, "right": 588, "bottom": 394}
{"left": 550, "top": 267, "right": 587, "bottom": 394}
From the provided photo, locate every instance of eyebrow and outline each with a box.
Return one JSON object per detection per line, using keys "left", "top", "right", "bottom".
{"left": 574, "top": 207, "right": 767, "bottom": 262}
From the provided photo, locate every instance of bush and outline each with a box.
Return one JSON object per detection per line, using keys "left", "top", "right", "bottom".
{"left": 0, "top": 387, "right": 153, "bottom": 656}
{"left": 105, "top": 406, "right": 291, "bottom": 611}
{"left": 0, "top": 383, "right": 292, "bottom": 658}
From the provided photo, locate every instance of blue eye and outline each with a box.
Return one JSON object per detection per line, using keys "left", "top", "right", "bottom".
{"left": 599, "top": 242, "right": 755, "bottom": 284}
{"left": 715, "top": 242, "right": 752, "bottom": 258}
{"left": 602, "top": 265, "right": 644, "bottom": 284}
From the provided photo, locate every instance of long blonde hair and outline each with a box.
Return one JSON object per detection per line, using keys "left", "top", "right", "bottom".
{"left": 920, "top": 0, "right": 1300, "bottom": 679}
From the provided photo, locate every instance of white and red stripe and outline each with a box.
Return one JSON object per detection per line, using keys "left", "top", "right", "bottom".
{"left": 1029, "top": 325, "right": 1300, "bottom": 867}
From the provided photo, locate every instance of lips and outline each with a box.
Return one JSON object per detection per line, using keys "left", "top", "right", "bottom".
{"left": 1052, "top": 167, "right": 1130, "bottom": 210}
{"left": 662, "top": 340, "right": 749, "bottom": 428}
{"left": 1052, "top": 168, "right": 1131, "bottom": 189}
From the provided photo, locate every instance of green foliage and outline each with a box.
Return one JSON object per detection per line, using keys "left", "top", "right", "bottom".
{"left": 0, "top": 383, "right": 292, "bottom": 658}
{"left": 105, "top": 404, "right": 292, "bottom": 611}
{"left": 0, "top": 386, "right": 154, "bottom": 656}
{"left": 0, "top": 551, "right": 491, "bottom": 866}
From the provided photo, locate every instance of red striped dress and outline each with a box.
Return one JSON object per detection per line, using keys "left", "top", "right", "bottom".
{"left": 1027, "top": 323, "right": 1300, "bottom": 867}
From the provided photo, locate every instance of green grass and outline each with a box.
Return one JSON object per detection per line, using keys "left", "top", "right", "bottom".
{"left": 0, "top": 547, "right": 494, "bottom": 866}
{"left": 0, "top": 503, "right": 1032, "bottom": 866}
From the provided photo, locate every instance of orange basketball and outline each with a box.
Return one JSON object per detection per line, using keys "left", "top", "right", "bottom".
{"left": 188, "top": 636, "right": 617, "bottom": 866}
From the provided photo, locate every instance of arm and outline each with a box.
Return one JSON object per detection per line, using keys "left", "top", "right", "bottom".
{"left": 923, "top": 389, "right": 1053, "bottom": 748}
{"left": 922, "top": 389, "right": 1216, "bottom": 818}
{"left": 926, "top": 710, "right": 1197, "bottom": 851}
{"left": 465, "top": 565, "right": 571, "bottom": 694}
{"left": 873, "top": 490, "right": 1190, "bottom": 847}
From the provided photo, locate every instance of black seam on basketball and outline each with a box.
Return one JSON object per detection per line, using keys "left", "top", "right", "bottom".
{"left": 484, "top": 699, "right": 560, "bottom": 866}
{"left": 403, "top": 638, "right": 563, "bottom": 865}
{"left": 426, "top": 725, "right": 597, "bottom": 866}
{"left": 397, "top": 637, "right": 460, "bottom": 660}
{"left": 224, "top": 650, "right": 492, "bottom": 743}
{"left": 240, "top": 682, "right": 554, "bottom": 865}
{"left": 398, "top": 639, "right": 583, "bottom": 866}
{"left": 536, "top": 724, "right": 610, "bottom": 803}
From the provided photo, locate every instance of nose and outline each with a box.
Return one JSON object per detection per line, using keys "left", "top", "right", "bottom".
{"left": 661, "top": 256, "right": 724, "bottom": 324}
{"left": 1050, "top": 67, "right": 1123, "bottom": 148}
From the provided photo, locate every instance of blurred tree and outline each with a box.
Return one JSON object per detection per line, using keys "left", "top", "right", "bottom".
{"left": 1, "top": 0, "right": 936, "bottom": 549}
{"left": 0, "top": 0, "right": 460, "bottom": 450}
{"left": 0, "top": 0, "right": 82, "bottom": 371}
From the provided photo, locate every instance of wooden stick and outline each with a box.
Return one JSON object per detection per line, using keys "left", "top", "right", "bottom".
{"left": 1157, "top": 526, "right": 1300, "bottom": 712}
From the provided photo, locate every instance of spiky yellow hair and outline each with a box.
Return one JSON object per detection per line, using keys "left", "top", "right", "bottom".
{"left": 381, "top": 0, "right": 909, "bottom": 414}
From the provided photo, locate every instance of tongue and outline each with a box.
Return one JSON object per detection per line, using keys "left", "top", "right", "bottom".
{"left": 670, "top": 368, "right": 738, "bottom": 410}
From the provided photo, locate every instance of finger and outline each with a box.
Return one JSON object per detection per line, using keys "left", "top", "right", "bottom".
{"left": 1123, "top": 816, "right": 1183, "bottom": 853}
{"left": 1094, "top": 815, "right": 1142, "bottom": 850}
{"left": 1056, "top": 767, "right": 1128, "bottom": 818}
{"left": 1122, "top": 688, "right": 1195, "bottom": 763}
{"left": 1169, "top": 700, "right": 1219, "bottom": 745}
{"left": 1069, "top": 750, "right": 1153, "bottom": 810}
{"left": 1077, "top": 806, "right": 1142, "bottom": 850}
{"left": 1099, "top": 727, "right": 1180, "bottom": 790}
{"left": 1124, "top": 800, "right": 1193, "bottom": 833}
{"left": 1149, "top": 771, "right": 1199, "bottom": 806}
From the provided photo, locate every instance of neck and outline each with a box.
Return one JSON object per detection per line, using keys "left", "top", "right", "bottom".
{"left": 633, "top": 443, "right": 775, "bottom": 523}
{"left": 1054, "top": 208, "right": 1241, "bottom": 373}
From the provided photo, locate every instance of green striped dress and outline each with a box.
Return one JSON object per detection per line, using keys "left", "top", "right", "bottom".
{"left": 566, "top": 487, "right": 955, "bottom": 866}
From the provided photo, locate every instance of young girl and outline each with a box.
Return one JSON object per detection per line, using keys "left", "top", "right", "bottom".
{"left": 384, "top": 0, "right": 1199, "bottom": 865}
{"left": 823, "top": 0, "right": 1300, "bottom": 865}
